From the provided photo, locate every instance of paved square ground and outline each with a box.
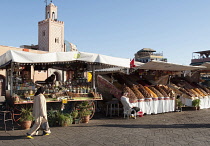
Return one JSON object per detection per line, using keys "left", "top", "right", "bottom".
{"left": 0, "top": 109, "right": 210, "bottom": 146}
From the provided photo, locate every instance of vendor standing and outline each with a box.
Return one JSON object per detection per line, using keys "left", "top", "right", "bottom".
{"left": 45, "top": 74, "right": 56, "bottom": 85}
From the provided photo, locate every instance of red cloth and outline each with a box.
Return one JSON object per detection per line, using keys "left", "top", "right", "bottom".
{"left": 130, "top": 58, "right": 136, "bottom": 68}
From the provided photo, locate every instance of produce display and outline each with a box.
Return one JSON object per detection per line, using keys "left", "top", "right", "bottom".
{"left": 148, "top": 86, "right": 163, "bottom": 97}
{"left": 161, "top": 85, "right": 176, "bottom": 98}
{"left": 202, "top": 87, "right": 210, "bottom": 93}
{"left": 138, "top": 84, "right": 151, "bottom": 98}
{"left": 170, "top": 77, "right": 210, "bottom": 99}
{"left": 130, "top": 85, "right": 144, "bottom": 99}
{"left": 123, "top": 86, "right": 137, "bottom": 101}
{"left": 109, "top": 74, "right": 179, "bottom": 99}
{"left": 194, "top": 88, "right": 206, "bottom": 96}
{"left": 144, "top": 86, "right": 158, "bottom": 98}
{"left": 154, "top": 85, "right": 168, "bottom": 97}
{"left": 100, "top": 71, "right": 210, "bottom": 113}
{"left": 184, "top": 88, "right": 195, "bottom": 98}
{"left": 108, "top": 73, "right": 210, "bottom": 101}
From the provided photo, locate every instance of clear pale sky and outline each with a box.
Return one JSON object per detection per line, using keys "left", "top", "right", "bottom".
{"left": 1, "top": 0, "right": 210, "bottom": 65}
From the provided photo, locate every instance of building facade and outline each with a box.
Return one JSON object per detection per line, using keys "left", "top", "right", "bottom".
{"left": 135, "top": 48, "right": 167, "bottom": 63}
{"left": 190, "top": 50, "right": 210, "bottom": 86}
{"left": 190, "top": 50, "right": 210, "bottom": 66}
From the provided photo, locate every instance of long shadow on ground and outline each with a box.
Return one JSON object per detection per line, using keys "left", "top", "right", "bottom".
{"left": 71, "top": 124, "right": 210, "bottom": 129}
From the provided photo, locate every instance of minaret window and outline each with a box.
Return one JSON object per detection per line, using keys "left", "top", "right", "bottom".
{"left": 55, "top": 38, "right": 59, "bottom": 43}
{"left": 47, "top": 12, "right": 50, "bottom": 19}
{"left": 52, "top": 12, "right": 55, "bottom": 20}
{"left": 42, "top": 31, "right": 45, "bottom": 36}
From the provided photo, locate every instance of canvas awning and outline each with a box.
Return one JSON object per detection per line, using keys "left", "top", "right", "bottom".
{"left": 200, "top": 62, "right": 210, "bottom": 70}
{"left": 133, "top": 61, "right": 206, "bottom": 71}
{"left": 0, "top": 50, "right": 130, "bottom": 69}
{"left": 94, "top": 67, "right": 129, "bottom": 74}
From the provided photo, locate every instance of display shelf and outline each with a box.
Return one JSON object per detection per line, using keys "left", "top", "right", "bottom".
{"left": 13, "top": 96, "right": 102, "bottom": 104}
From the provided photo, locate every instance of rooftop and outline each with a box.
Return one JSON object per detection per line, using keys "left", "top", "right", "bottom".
{"left": 138, "top": 48, "right": 156, "bottom": 53}
{"left": 193, "top": 50, "right": 210, "bottom": 54}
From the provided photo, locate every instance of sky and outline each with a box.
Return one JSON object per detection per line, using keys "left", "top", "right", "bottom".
{"left": 1, "top": 0, "right": 210, "bottom": 65}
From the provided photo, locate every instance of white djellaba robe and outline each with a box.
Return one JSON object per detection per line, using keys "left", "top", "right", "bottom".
{"left": 28, "top": 93, "right": 51, "bottom": 135}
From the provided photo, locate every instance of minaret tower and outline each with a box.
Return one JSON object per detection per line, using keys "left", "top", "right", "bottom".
{"left": 38, "top": 2, "right": 64, "bottom": 52}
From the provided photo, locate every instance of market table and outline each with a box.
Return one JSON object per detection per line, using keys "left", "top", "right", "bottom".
{"left": 11, "top": 96, "right": 103, "bottom": 125}
{"left": 180, "top": 96, "right": 210, "bottom": 109}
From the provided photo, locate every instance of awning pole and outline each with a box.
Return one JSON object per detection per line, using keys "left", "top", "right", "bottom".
{"left": 5, "top": 68, "right": 8, "bottom": 90}
{"left": 10, "top": 62, "right": 14, "bottom": 96}
{"left": 31, "top": 65, "right": 35, "bottom": 82}
{"left": 92, "top": 64, "right": 96, "bottom": 91}
{"left": 62, "top": 67, "right": 64, "bottom": 82}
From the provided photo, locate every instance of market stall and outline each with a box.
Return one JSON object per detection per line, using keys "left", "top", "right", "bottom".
{"left": 167, "top": 62, "right": 210, "bottom": 109}
{"left": 0, "top": 50, "right": 130, "bottom": 122}
{"left": 97, "top": 60, "right": 207, "bottom": 115}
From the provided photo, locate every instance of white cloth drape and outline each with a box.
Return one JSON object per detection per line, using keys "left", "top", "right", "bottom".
{"left": 180, "top": 96, "right": 210, "bottom": 109}
{"left": 132, "top": 97, "right": 175, "bottom": 115}
{"left": 152, "top": 98, "right": 158, "bottom": 114}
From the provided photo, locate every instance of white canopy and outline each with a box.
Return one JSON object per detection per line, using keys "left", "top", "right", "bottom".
{"left": 134, "top": 61, "right": 206, "bottom": 71}
{"left": 200, "top": 62, "right": 210, "bottom": 70}
{"left": 0, "top": 50, "right": 130, "bottom": 68}
{"left": 94, "top": 67, "right": 129, "bottom": 74}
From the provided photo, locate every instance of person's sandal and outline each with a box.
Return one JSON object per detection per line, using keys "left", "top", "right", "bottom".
{"left": 26, "top": 133, "right": 34, "bottom": 139}
{"left": 42, "top": 131, "right": 50, "bottom": 136}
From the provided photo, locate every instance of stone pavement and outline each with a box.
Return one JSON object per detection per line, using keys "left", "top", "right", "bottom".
{"left": 1, "top": 109, "right": 210, "bottom": 146}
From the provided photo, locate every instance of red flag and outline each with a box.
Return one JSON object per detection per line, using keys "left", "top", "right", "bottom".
{"left": 130, "top": 58, "right": 136, "bottom": 68}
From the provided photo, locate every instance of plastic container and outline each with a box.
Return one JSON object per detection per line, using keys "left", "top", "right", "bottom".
{"left": 137, "top": 111, "right": 143, "bottom": 117}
